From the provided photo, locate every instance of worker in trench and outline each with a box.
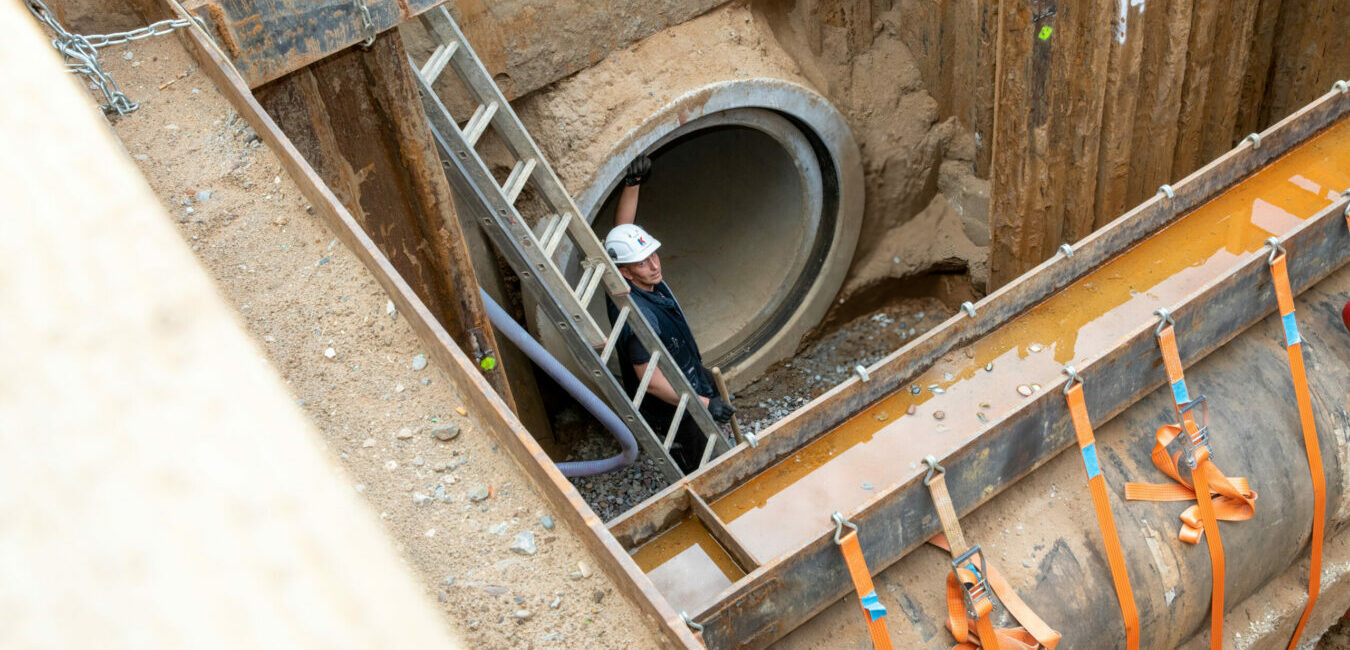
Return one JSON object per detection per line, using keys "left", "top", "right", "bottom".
{"left": 603, "top": 155, "right": 737, "bottom": 473}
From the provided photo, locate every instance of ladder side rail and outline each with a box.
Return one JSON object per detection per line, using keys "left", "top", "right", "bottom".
{"left": 421, "top": 8, "right": 627, "bottom": 297}
{"left": 412, "top": 66, "right": 608, "bottom": 348}
{"left": 419, "top": 95, "right": 685, "bottom": 482}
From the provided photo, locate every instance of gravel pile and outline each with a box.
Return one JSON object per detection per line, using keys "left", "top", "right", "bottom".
{"left": 565, "top": 431, "right": 668, "bottom": 521}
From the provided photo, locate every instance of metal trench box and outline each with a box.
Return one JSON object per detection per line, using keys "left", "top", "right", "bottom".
{"left": 608, "top": 86, "right": 1350, "bottom": 648}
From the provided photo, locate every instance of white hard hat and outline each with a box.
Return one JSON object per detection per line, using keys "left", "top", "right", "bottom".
{"left": 604, "top": 224, "right": 661, "bottom": 264}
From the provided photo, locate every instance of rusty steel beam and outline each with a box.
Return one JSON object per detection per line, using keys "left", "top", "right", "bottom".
{"left": 610, "top": 85, "right": 1350, "bottom": 648}
{"left": 157, "top": 7, "right": 703, "bottom": 648}
{"left": 178, "top": 0, "right": 442, "bottom": 88}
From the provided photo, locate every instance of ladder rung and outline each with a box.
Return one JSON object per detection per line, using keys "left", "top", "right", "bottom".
{"left": 544, "top": 212, "right": 573, "bottom": 257}
{"left": 699, "top": 426, "right": 719, "bottom": 467}
{"left": 600, "top": 306, "right": 629, "bottom": 363}
{"left": 664, "top": 394, "right": 690, "bottom": 450}
{"left": 632, "top": 351, "right": 662, "bottom": 409}
{"left": 502, "top": 158, "right": 536, "bottom": 205}
{"left": 419, "top": 41, "right": 460, "bottom": 84}
{"left": 533, "top": 214, "right": 559, "bottom": 244}
{"left": 462, "top": 101, "right": 498, "bottom": 148}
{"left": 578, "top": 265, "right": 607, "bottom": 305}
{"left": 573, "top": 265, "right": 597, "bottom": 298}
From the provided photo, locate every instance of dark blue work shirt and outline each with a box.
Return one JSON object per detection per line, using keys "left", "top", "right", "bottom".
{"left": 606, "top": 280, "right": 714, "bottom": 399}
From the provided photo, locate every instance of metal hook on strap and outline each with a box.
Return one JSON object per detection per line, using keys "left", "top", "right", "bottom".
{"left": 1062, "top": 365, "right": 1082, "bottom": 395}
{"left": 832, "top": 511, "right": 859, "bottom": 544}
{"left": 922, "top": 455, "right": 945, "bottom": 486}
{"left": 961, "top": 301, "right": 977, "bottom": 318}
{"left": 680, "top": 611, "right": 704, "bottom": 633}
{"left": 1334, "top": 80, "right": 1349, "bottom": 94}
{"left": 1154, "top": 308, "right": 1175, "bottom": 337}
{"left": 1157, "top": 184, "right": 1175, "bottom": 199}
{"left": 1059, "top": 243, "right": 1074, "bottom": 258}
{"left": 1264, "top": 236, "right": 1286, "bottom": 266}
{"left": 1242, "top": 132, "right": 1262, "bottom": 149}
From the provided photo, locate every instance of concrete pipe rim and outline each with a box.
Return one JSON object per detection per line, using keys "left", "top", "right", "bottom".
{"left": 574, "top": 79, "right": 864, "bottom": 389}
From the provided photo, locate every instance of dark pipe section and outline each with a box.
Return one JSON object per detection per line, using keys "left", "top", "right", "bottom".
{"left": 479, "top": 289, "right": 638, "bottom": 476}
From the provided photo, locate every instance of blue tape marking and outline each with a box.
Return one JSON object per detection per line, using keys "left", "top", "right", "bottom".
{"left": 860, "top": 590, "right": 887, "bottom": 621}
{"left": 1170, "top": 379, "right": 1190, "bottom": 406}
{"left": 1081, "top": 442, "right": 1102, "bottom": 480}
{"left": 1282, "top": 312, "right": 1302, "bottom": 347}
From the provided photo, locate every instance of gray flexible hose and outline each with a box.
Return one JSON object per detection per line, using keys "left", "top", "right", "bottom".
{"left": 479, "top": 289, "right": 639, "bottom": 476}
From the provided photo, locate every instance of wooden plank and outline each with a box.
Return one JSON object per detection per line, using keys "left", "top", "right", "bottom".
{"left": 1196, "top": 0, "right": 1259, "bottom": 161}
{"left": 1047, "top": 0, "right": 1112, "bottom": 243}
{"left": 1169, "top": 0, "right": 1221, "bottom": 176}
{"left": 1123, "top": 0, "right": 1193, "bottom": 210}
{"left": 180, "top": 0, "right": 442, "bottom": 89}
{"left": 157, "top": 7, "right": 702, "bottom": 648}
{"left": 1233, "top": 0, "right": 1284, "bottom": 138}
{"left": 988, "top": 0, "right": 1033, "bottom": 288}
{"left": 252, "top": 32, "right": 518, "bottom": 411}
{"left": 689, "top": 492, "right": 761, "bottom": 573}
{"left": 1091, "top": 0, "right": 1147, "bottom": 229}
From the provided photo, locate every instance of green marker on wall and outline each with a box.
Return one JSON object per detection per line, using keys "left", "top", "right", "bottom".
{"left": 1038, "top": 25, "right": 1053, "bottom": 40}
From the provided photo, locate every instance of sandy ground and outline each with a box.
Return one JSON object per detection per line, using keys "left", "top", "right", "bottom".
{"left": 90, "top": 34, "right": 657, "bottom": 649}
{"left": 1322, "top": 615, "right": 1350, "bottom": 649}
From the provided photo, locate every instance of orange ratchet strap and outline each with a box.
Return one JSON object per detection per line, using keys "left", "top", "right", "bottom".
{"left": 832, "top": 513, "right": 894, "bottom": 650}
{"left": 923, "top": 457, "right": 1061, "bottom": 650}
{"left": 1124, "top": 310, "right": 1256, "bottom": 650}
{"left": 1062, "top": 369, "right": 1139, "bottom": 650}
{"left": 1265, "top": 240, "right": 1328, "bottom": 650}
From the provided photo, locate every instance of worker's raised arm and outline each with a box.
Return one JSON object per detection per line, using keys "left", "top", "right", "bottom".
{"left": 614, "top": 156, "right": 651, "bottom": 226}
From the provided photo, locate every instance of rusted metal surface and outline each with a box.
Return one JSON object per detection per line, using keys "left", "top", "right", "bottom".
{"left": 157, "top": 8, "right": 702, "bottom": 647}
{"left": 695, "top": 195, "right": 1350, "bottom": 648}
{"left": 611, "top": 86, "right": 1350, "bottom": 648}
{"left": 251, "top": 31, "right": 518, "bottom": 410}
{"left": 180, "top": 0, "right": 441, "bottom": 88}
{"left": 613, "top": 84, "right": 1350, "bottom": 553}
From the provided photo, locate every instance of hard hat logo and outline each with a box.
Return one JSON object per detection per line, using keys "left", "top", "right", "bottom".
{"left": 604, "top": 224, "right": 661, "bottom": 264}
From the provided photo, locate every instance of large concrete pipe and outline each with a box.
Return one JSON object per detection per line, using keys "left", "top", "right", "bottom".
{"left": 516, "top": 7, "right": 863, "bottom": 389}
{"left": 778, "top": 264, "right": 1350, "bottom": 648}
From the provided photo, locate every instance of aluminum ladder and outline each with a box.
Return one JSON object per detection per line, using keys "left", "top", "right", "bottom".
{"left": 408, "top": 7, "right": 733, "bottom": 481}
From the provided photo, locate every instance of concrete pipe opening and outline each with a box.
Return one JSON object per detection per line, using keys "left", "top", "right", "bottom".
{"left": 575, "top": 81, "right": 864, "bottom": 388}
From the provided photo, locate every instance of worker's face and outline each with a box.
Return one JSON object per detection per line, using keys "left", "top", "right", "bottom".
{"left": 619, "top": 253, "right": 662, "bottom": 289}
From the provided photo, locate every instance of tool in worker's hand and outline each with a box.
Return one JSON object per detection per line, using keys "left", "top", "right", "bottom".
{"left": 712, "top": 367, "right": 745, "bottom": 444}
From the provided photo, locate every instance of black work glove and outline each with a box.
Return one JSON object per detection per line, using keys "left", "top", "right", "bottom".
{"left": 707, "top": 395, "right": 737, "bottom": 424}
{"left": 622, "top": 155, "right": 652, "bottom": 186}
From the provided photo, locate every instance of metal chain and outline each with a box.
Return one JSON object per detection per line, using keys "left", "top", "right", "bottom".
{"left": 355, "top": 0, "right": 377, "bottom": 48}
{"left": 23, "top": 0, "right": 200, "bottom": 115}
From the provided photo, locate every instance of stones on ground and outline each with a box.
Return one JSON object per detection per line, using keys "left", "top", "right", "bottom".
{"left": 433, "top": 424, "right": 460, "bottom": 441}
{"left": 861, "top": 481, "right": 874, "bottom": 490}
{"left": 489, "top": 522, "right": 509, "bottom": 536}
{"left": 412, "top": 455, "right": 424, "bottom": 467}
{"left": 540, "top": 515, "right": 555, "bottom": 530}
{"left": 985, "top": 362, "right": 994, "bottom": 372}
{"left": 323, "top": 347, "right": 336, "bottom": 359}
{"left": 361, "top": 437, "right": 376, "bottom": 448}
{"left": 592, "top": 590, "right": 606, "bottom": 604}
{"left": 484, "top": 585, "right": 508, "bottom": 596}
{"left": 933, "top": 411, "right": 946, "bottom": 421}
{"left": 910, "top": 385, "right": 922, "bottom": 395}
{"left": 395, "top": 427, "right": 414, "bottom": 440}
{"left": 386, "top": 299, "right": 396, "bottom": 318}
{"left": 906, "top": 405, "right": 917, "bottom": 416}
{"left": 195, "top": 190, "right": 212, "bottom": 202}
{"left": 467, "top": 484, "right": 490, "bottom": 502}
{"left": 977, "top": 412, "right": 988, "bottom": 424}
{"left": 578, "top": 561, "right": 593, "bottom": 578}
{"left": 441, "top": 575, "right": 456, "bottom": 587}
{"left": 455, "top": 407, "right": 468, "bottom": 416}
{"left": 1017, "top": 384, "right": 1034, "bottom": 397}
{"left": 122, "top": 51, "right": 134, "bottom": 60}
{"left": 384, "top": 460, "right": 397, "bottom": 470}
{"left": 1029, "top": 343, "right": 1044, "bottom": 353}
{"left": 411, "top": 353, "right": 428, "bottom": 371}
{"left": 413, "top": 491, "right": 432, "bottom": 506}
{"left": 513, "top": 609, "right": 533, "bottom": 621}
{"left": 550, "top": 596, "right": 562, "bottom": 609}
{"left": 509, "top": 530, "right": 537, "bottom": 555}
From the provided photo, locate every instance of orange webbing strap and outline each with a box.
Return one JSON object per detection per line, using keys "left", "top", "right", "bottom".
{"left": 924, "top": 458, "right": 1061, "bottom": 649}
{"left": 1063, "top": 375, "right": 1139, "bottom": 650}
{"left": 1124, "top": 317, "right": 1256, "bottom": 650}
{"left": 833, "top": 513, "right": 894, "bottom": 650}
{"left": 1268, "top": 244, "right": 1328, "bottom": 650}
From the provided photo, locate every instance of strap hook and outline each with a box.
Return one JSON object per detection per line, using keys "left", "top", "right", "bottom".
{"left": 1062, "top": 365, "right": 1082, "bottom": 395}
{"left": 832, "top": 511, "right": 858, "bottom": 545}
{"left": 680, "top": 611, "right": 704, "bottom": 633}
{"left": 1263, "top": 236, "right": 1286, "bottom": 266}
{"left": 922, "top": 455, "right": 945, "bottom": 486}
{"left": 1154, "top": 308, "right": 1175, "bottom": 337}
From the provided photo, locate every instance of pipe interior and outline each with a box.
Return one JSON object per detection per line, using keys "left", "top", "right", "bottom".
{"left": 594, "top": 114, "right": 827, "bottom": 365}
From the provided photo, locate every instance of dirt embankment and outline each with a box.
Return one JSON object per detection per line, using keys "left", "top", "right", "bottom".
{"left": 94, "top": 34, "right": 657, "bottom": 649}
